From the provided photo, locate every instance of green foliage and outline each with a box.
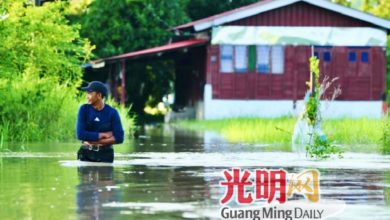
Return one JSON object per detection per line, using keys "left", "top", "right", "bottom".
{"left": 305, "top": 133, "right": 343, "bottom": 159}
{"left": 76, "top": 0, "right": 189, "bottom": 58}
{"left": 305, "top": 57, "right": 320, "bottom": 125}
{"left": 0, "top": 0, "right": 93, "bottom": 84}
{"left": 0, "top": 0, "right": 128, "bottom": 143}
{"left": 362, "top": 0, "right": 390, "bottom": 19}
{"left": 332, "top": 0, "right": 352, "bottom": 7}
{"left": 0, "top": 74, "right": 81, "bottom": 142}
{"left": 185, "top": 0, "right": 260, "bottom": 20}
{"left": 323, "top": 118, "right": 382, "bottom": 146}
{"left": 382, "top": 116, "right": 390, "bottom": 154}
{"left": 306, "top": 97, "right": 319, "bottom": 126}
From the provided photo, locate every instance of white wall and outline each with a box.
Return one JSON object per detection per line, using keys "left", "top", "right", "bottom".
{"left": 202, "top": 84, "right": 383, "bottom": 119}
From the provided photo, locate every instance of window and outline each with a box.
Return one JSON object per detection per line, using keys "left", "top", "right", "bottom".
{"left": 256, "top": 45, "right": 284, "bottom": 74}
{"left": 256, "top": 45, "right": 270, "bottom": 73}
{"left": 220, "top": 45, "right": 284, "bottom": 74}
{"left": 361, "top": 52, "right": 369, "bottom": 63}
{"left": 348, "top": 51, "right": 356, "bottom": 62}
{"left": 271, "top": 46, "right": 284, "bottom": 74}
{"left": 220, "top": 45, "right": 234, "bottom": 73}
{"left": 323, "top": 51, "right": 331, "bottom": 62}
{"left": 234, "top": 45, "right": 248, "bottom": 73}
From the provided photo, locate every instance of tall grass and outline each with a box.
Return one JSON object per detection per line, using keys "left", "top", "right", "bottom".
{"left": 178, "top": 117, "right": 294, "bottom": 144}
{"left": 0, "top": 76, "right": 79, "bottom": 143}
{"left": 178, "top": 117, "right": 384, "bottom": 148}
{"left": 0, "top": 76, "right": 135, "bottom": 145}
{"left": 322, "top": 118, "right": 383, "bottom": 145}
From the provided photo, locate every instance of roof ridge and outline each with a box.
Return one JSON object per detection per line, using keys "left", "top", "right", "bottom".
{"left": 174, "top": 0, "right": 390, "bottom": 32}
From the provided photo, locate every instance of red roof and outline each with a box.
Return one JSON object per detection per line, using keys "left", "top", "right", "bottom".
{"left": 174, "top": 0, "right": 390, "bottom": 31}
{"left": 96, "top": 39, "right": 208, "bottom": 62}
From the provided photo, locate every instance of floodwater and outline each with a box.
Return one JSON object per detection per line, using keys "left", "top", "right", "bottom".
{"left": 0, "top": 125, "right": 390, "bottom": 219}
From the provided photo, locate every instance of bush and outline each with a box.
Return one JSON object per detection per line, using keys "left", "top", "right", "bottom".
{"left": 0, "top": 73, "right": 81, "bottom": 142}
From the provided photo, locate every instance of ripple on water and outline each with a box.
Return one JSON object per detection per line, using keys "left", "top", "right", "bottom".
{"left": 59, "top": 152, "right": 390, "bottom": 171}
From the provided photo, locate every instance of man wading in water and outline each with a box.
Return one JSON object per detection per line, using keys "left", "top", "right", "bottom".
{"left": 76, "top": 81, "right": 124, "bottom": 163}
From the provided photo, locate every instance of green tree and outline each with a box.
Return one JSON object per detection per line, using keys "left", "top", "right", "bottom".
{"left": 77, "top": 0, "right": 189, "bottom": 58}
{"left": 0, "top": 0, "right": 92, "bottom": 84}
{"left": 362, "top": 0, "right": 390, "bottom": 19}
{"left": 332, "top": 0, "right": 352, "bottom": 7}
{"left": 185, "top": 0, "right": 260, "bottom": 21}
{"left": 0, "top": 0, "right": 93, "bottom": 142}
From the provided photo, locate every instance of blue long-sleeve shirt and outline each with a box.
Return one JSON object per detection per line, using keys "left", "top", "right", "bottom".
{"left": 76, "top": 104, "right": 124, "bottom": 144}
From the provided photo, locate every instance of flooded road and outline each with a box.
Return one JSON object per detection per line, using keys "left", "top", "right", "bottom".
{"left": 0, "top": 125, "right": 390, "bottom": 219}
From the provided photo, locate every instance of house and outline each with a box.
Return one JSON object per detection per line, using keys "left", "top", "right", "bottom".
{"left": 91, "top": 0, "right": 390, "bottom": 119}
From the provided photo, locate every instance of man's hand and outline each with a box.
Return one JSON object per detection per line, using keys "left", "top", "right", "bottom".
{"left": 83, "top": 131, "right": 115, "bottom": 146}
{"left": 82, "top": 141, "right": 102, "bottom": 147}
{"left": 99, "top": 131, "right": 113, "bottom": 139}
{"left": 84, "top": 137, "right": 116, "bottom": 146}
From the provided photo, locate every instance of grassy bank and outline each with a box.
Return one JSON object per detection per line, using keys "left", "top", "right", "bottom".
{"left": 177, "top": 117, "right": 384, "bottom": 150}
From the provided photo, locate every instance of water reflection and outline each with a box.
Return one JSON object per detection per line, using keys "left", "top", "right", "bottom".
{"left": 133, "top": 124, "right": 283, "bottom": 153}
{"left": 1, "top": 124, "right": 390, "bottom": 219}
{"left": 76, "top": 166, "right": 119, "bottom": 220}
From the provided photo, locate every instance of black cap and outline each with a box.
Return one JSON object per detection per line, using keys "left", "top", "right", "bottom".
{"left": 81, "top": 81, "right": 108, "bottom": 98}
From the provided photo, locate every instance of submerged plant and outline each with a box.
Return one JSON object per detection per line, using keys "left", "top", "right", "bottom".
{"left": 306, "top": 133, "right": 342, "bottom": 159}
{"left": 303, "top": 56, "right": 343, "bottom": 159}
